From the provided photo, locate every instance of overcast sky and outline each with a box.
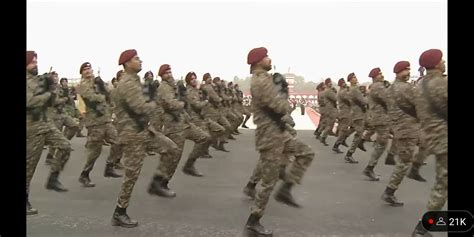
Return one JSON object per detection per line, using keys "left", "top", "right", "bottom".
{"left": 27, "top": 0, "right": 447, "bottom": 83}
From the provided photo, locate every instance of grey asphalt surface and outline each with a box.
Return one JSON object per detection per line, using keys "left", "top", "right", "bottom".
{"left": 27, "top": 129, "right": 446, "bottom": 237}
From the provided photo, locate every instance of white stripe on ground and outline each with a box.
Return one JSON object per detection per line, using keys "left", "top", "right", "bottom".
{"left": 242, "top": 107, "right": 316, "bottom": 130}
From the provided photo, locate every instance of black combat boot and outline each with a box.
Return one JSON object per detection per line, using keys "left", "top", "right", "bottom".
{"left": 407, "top": 163, "right": 427, "bottom": 182}
{"left": 344, "top": 152, "right": 358, "bottom": 164}
{"left": 78, "top": 171, "right": 96, "bottom": 188}
{"left": 182, "top": 160, "right": 204, "bottom": 177}
{"left": 217, "top": 142, "right": 230, "bottom": 152}
{"left": 341, "top": 138, "right": 349, "bottom": 147}
{"left": 104, "top": 163, "right": 122, "bottom": 178}
{"left": 26, "top": 192, "right": 38, "bottom": 215}
{"left": 274, "top": 182, "right": 301, "bottom": 208}
{"left": 279, "top": 165, "right": 287, "bottom": 181}
{"left": 411, "top": 220, "right": 433, "bottom": 237}
{"left": 45, "top": 153, "right": 53, "bottom": 165}
{"left": 45, "top": 171, "right": 68, "bottom": 192}
{"left": 228, "top": 134, "right": 236, "bottom": 140}
{"left": 148, "top": 175, "right": 176, "bottom": 198}
{"left": 332, "top": 141, "right": 344, "bottom": 154}
{"left": 320, "top": 136, "right": 329, "bottom": 146}
{"left": 381, "top": 187, "right": 404, "bottom": 206}
{"left": 244, "top": 214, "right": 273, "bottom": 237}
{"left": 357, "top": 139, "right": 367, "bottom": 152}
{"left": 243, "top": 181, "right": 257, "bottom": 199}
{"left": 363, "top": 165, "right": 379, "bottom": 181}
{"left": 385, "top": 153, "right": 396, "bottom": 165}
{"left": 111, "top": 206, "right": 138, "bottom": 228}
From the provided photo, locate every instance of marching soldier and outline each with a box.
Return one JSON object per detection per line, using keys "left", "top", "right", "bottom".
{"left": 362, "top": 68, "right": 391, "bottom": 181}
{"left": 236, "top": 84, "right": 252, "bottom": 129}
{"left": 77, "top": 62, "right": 122, "bottom": 188}
{"left": 313, "top": 82, "right": 326, "bottom": 139}
{"left": 381, "top": 61, "right": 421, "bottom": 206}
{"left": 319, "top": 78, "right": 338, "bottom": 146}
{"left": 243, "top": 47, "right": 314, "bottom": 236}
{"left": 44, "top": 75, "right": 79, "bottom": 166}
{"left": 201, "top": 73, "right": 232, "bottom": 152}
{"left": 26, "top": 51, "right": 72, "bottom": 215}
{"left": 343, "top": 73, "right": 367, "bottom": 163}
{"left": 151, "top": 64, "right": 209, "bottom": 196}
{"left": 332, "top": 78, "right": 353, "bottom": 151}
{"left": 111, "top": 49, "right": 177, "bottom": 227}
{"left": 411, "top": 49, "right": 447, "bottom": 236}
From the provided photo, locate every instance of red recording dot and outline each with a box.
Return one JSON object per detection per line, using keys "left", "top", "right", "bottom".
{"left": 428, "top": 218, "right": 434, "bottom": 225}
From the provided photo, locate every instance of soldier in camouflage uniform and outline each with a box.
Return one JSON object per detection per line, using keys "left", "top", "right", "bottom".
{"left": 332, "top": 78, "right": 353, "bottom": 153}
{"left": 343, "top": 73, "right": 367, "bottom": 163}
{"left": 201, "top": 73, "right": 232, "bottom": 152}
{"left": 109, "top": 70, "right": 126, "bottom": 170}
{"left": 215, "top": 78, "right": 239, "bottom": 140}
{"left": 228, "top": 81, "right": 244, "bottom": 134}
{"left": 313, "top": 82, "right": 326, "bottom": 139}
{"left": 381, "top": 61, "right": 422, "bottom": 206}
{"left": 111, "top": 49, "right": 177, "bottom": 228}
{"left": 26, "top": 51, "right": 72, "bottom": 215}
{"left": 361, "top": 68, "right": 391, "bottom": 181}
{"left": 319, "top": 78, "right": 338, "bottom": 146}
{"left": 44, "top": 75, "right": 79, "bottom": 166}
{"left": 243, "top": 47, "right": 315, "bottom": 236}
{"left": 77, "top": 62, "right": 122, "bottom": 188}
{"left": 411, "top": 49, "right": 447, "bottom": 237}
{"left": 150, "top": 64, "right": 210, "bottom": 197}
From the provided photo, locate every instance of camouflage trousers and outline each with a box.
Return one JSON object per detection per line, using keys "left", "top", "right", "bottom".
{"left": 200, "top": 118, "right": 226, "bottom": 153}
{"left": 335, "top": 117, "right": 355, "bottom": 144}
{"left": 156, "top": 123, "right": 210, "bottom": 180}
{"left": 47, "top": 113, "right": 78, "bottom": 167}
{"left": 27, "top": 123, "right": 71, "bottom": 191}
{"left": 320, "top": 112, "right": 337, "bottom": 139}
{"left": 367, "top": 124, "right": 390, "bottom": 167}
{"left": 387, "top": 138, "right": 418, "bottom": 190}
{"left": 217, "top": 115, "right": 233, "bottom": 141}
{"left": 226, "top": 110, "right": 241, "bottom": 131}
{"left": 314, "top": 112, "right": 327, "bottom": 136}
{"left": 427, "top": 153, "right": 447, "bottom": 210}
{"left": 117, "top": 130, "right": 177, "bottom": 208}
{"left": 251, "top": 138, "right": 315, "bottom": 217}
{"left": 348, "top": 118, "right": 365, "bottom": 154}
{"left": 82, "top": 123, "right": 122, "bottom": 173}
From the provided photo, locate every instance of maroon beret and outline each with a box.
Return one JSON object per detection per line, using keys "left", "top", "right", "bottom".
{"left": 247, "top": 47, "right": 268, "bottom": 65}
{"left": 419, "top": 49, "right": 443, "bottom": 69}
{"left": 203, "top": 73, "right": 211, "bottom": 81}
{"left": 368, "top": 67, "right": 381, "bottom": 78}
{"left": 324, "top": 78, "right": 332, "bottom": 85}
{"left": 347, "top": 72, "right": 355, "bottom": 82}
{"left": 338, "top": 78, "right": 345, "bottom": 86}
{"left": 26, "top": 51, "right": 37, "bottom": 66}
{"left": 158, "top": 64, "right": 171, "bottom": 77}
{"left": 185, "top": 71, "right": 197, "bottom": 84}
{"left": 144, "top": 71, "right": 154, "bottom": 78}
{"left": 393, "top": 61, "right": 410, "bottom": 74}
{"left": 80, "top": 62, "right": 92, "bottom": 74}
{"left": 118, "top": 49, "right": 137, "bottom": 65}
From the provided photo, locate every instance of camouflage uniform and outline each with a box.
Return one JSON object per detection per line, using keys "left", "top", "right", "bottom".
{"left": 345, "top": 84, "right": 367, "bottom": 159}
{"left": 156, "top": 79, "right": 209, "bottom": 181}
{"left": 249, "top": 69, "right": 314, "bottom": 217}
{"left": 78, "top": 77, "right": 122, "bottom": 175}
{"left": 113, "top": 71, "right": 176, "bottom": 208}
{"left": 320, "top": 86, "right": 338, "bottom": 143}
{"left": 366, "top": 81, "right": 391, "bottom": 167}
{"left": 201, "top": 82, "right": 232, "bottom": 147}
{"left": 314, "top": 91, "right": 326, "bottom": 138}
{"left": 385, "top": 78, "right": 421, "bottom": 195}
{"left": 334, "top": 86, "right": 354, "bottom": 146}
{"left": 415, "top": 71, "right": 447, "bottom": 210}
{"left": 27, "top": 73, "right": 72, "bottom": 206}
{"left": 45, "top": 85, "right": 79, "bottom": 165}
